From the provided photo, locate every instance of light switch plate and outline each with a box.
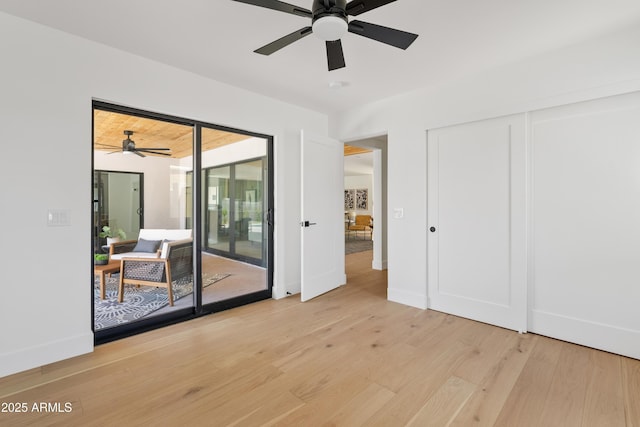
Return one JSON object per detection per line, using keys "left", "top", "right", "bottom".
{"left": 393, "top": 208, "right": 404, "bottom": 219}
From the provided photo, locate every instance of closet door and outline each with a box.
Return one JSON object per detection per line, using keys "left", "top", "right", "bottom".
{"left": 530, "top": 92, "right": 640, "bottom": 359}
{"left": 427, "top": 114, "right": 527, "bottom": 332}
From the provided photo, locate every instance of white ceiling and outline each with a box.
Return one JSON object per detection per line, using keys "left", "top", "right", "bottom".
{"left": 1, "top": 0, "right": 640, "bottom": 114}
{"left": 344, "top": 151, "right": 373, "bottom": 176}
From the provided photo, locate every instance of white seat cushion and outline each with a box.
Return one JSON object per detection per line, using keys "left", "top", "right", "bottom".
{"left": 110, "top": 251, "right": 160, "bottom": 260}
{"left": 138, "top": 229, "right": 192, "bottom": 241}
{"left": 114, "top": 229, "right": 192, "bottom": 260}
{"left": 159, "top": 238, "right": 193, "bottom": 259}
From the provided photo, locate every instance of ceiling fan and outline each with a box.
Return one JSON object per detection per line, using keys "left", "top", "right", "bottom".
{"left": 233, "top": 0, "right": 418, "bottom": 71}
{"left": 96, "top": 130, "right": 171, "bottom": 157}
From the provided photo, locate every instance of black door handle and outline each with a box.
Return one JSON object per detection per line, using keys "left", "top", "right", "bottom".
{"left": 430, "top": 227, "right": 436, "bottom": 232}
{"left": 301, "top": 221, "right": 317, "bottom": 228}
{"left": 266, "top": 208, "right": 274, "bottom": 227}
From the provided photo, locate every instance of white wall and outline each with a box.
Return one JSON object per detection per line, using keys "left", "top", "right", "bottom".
{"left": 330, "top": 23, "right": 640, "bottom": 310}
{"left": 0, "top": 12, "right": 328, "bottom": 377}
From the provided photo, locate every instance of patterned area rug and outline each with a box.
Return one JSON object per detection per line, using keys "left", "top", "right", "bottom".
{"left": 94, "top": 273, "right": 230, "bottom": 330}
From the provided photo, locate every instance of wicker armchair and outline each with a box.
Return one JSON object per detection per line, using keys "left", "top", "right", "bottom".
{"left": 117, "top": 240, "right": 193, "bottom": 306}
{"left": 109, "top": 239, "right": 138, "bottom": 257}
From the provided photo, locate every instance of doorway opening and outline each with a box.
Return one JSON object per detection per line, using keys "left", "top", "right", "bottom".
{"left": 343, "top": 136, "right": 387, "bottom": 273}
{"left": 93, "top": 170, "right": 143, "bottom": 253}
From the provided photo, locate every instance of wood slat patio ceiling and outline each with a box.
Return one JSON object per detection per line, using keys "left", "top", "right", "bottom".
{"left": 93, "top": 109, "right": 249, "bottom": 158}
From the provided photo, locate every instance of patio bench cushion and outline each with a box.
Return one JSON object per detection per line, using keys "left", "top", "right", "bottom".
{"left": 110, "top": 229, "right": 192, "bottom": 260}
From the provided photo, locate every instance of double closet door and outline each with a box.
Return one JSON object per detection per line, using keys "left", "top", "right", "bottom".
{"left": 426, "top": 92, "right": 640, "bottom": 360}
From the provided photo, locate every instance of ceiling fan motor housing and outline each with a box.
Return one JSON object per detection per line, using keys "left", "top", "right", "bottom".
{"left": 123, "top": 130, "right": 135, "bottom": 150}
{"left": 312, "top": 0, "right": 348, "bottom": 41}
{"left": 122, "top": 138, "right": 135, "bottom": 151}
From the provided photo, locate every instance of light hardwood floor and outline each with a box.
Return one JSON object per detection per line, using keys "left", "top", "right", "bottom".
{"left": 2, "top": 250, "right": 639, "bottom": 426}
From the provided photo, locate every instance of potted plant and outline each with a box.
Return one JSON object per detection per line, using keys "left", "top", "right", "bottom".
{"left": 94, "top": 253, "right": 109, "bottom": 265}
{"left": 99, "top": 226, "right": 127, "bottom": 246}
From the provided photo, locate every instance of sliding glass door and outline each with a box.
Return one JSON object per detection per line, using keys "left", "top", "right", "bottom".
{"left": 93, "top": 101, "right": 273, "bottom": 343}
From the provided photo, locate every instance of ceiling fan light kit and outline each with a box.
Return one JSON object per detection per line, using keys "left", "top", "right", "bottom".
{"left": 312, "top": 16, "right": 347, "bottom": 41}
{"left": 233, "top": 0, "right": 418, "bottom": 71}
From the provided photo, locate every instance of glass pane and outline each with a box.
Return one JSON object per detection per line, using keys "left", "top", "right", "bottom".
{"left": 205, "top": 166, "right": 230, "bottom": 253}
{"left": 234, "top": 160, "right": 263, "bottom": 263}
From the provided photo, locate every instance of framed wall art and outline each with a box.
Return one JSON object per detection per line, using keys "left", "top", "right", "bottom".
{"left": 344, "top": 189, "right": 355, "bottom": 210}
{"left": 356, "top": 189, "right": 368, "bottom": 210}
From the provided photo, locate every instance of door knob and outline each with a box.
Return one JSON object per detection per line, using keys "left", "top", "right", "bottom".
{"left": 430, "top": 227, "right": 436, "bottom": 232}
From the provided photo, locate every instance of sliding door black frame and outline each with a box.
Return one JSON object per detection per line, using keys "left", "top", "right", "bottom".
{"left": 92, "top": 100, "right": 274, "bottom": 344}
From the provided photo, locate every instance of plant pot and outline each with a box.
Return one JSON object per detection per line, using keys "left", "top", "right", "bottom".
{"left": 94, "top": 257, "right": 109, "bottom": 265}
{"left": 106, "top": 237, "right": 121, "bottom": 246}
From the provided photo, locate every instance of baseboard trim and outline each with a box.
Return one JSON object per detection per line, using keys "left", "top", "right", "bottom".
{"left": 530, "top": 309, "right": 640, "bottom": 359}
{"left": 0, "top": 332, "right": 94, "bottom": 379}
{"left": 277, "top": 272, "right": 345, "bottom": 300}
{"left": 372, "top": 259, "right": 388, "bottom": 270}
{"left": 388, "top": 288, "right": 428, "bottom": 310}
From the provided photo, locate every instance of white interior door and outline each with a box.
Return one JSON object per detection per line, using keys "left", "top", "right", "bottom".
{"left": 427, "top": 115, "right": 527, "bottom": 332}
{"left": 301, "top": 131, "right": 346, "bottom": 301}
{"left": 530, "top": 92, "right": 640, "bottom": 359}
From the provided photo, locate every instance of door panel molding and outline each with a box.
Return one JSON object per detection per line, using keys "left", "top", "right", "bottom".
{"left": 427, "top": 114, "right": 527, "bottom": 332}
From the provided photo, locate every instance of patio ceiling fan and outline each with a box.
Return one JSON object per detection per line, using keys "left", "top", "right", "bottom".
{"left": 232, "top": 0, "right": 419, "bottom": 71}
{"left": 97, "top": 130, "right": 172, "bottom": 157}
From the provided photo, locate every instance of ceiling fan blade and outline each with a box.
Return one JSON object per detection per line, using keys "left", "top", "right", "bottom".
{"left": 346, "top": 0, "right": 396, "bottom": 16}
{"left": 95, "top": 143, "right": 120, "bottom": 149}
{"left": 232, "top": 0, "right": 312, "bottom": 18}
{"left": 137, "top": 150, "right": 171, "bottom": 157}
{"left": 137, "top": 147, "right": 170, "bottom": 151}
{"left": 326, "top": 40, "right": 346, "bottom": 71}
{"left": 255, "top": 27, "right": 313, "bottom": 55}
{"left": 348, "top": 20, "right": 418, "bottom": 49}
{"left": 133, "top": 151, "right": 146, "bottom": 158}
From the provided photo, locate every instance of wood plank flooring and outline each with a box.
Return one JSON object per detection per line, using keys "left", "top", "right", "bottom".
{"left": 1, "top": 250, "right": 639, "bottom": 426}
